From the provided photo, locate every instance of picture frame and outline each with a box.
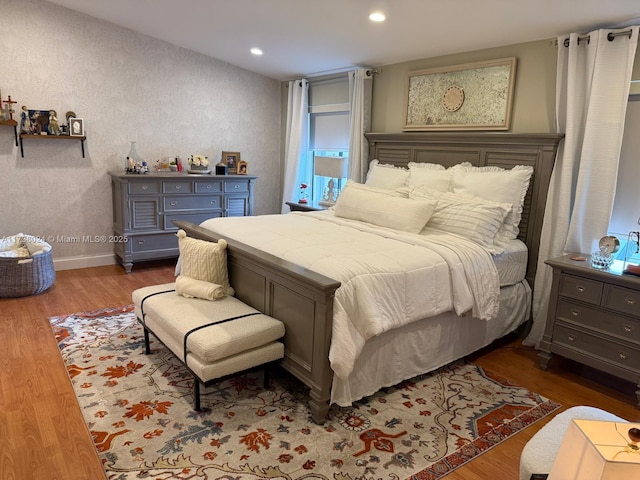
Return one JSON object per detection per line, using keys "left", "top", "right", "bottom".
{"left": 403, "top": 57, "right": 517, "bottom": 131}
{"left": 237, "top": 160, "right": 248, "bottom": 175}
{"left": 69, "top": 117, "right": 85, "bottom": 137}
{"left": 221, "top": 151, "right": 240, "bottom": 174}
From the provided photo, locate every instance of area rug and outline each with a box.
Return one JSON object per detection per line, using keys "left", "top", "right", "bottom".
{"left": 50, "top": 305, "right": 560, "bottom": 480}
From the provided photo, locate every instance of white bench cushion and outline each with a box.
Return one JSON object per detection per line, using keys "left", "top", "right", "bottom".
{"left": 133, "top": 283, "right": 284, "bottom": 365}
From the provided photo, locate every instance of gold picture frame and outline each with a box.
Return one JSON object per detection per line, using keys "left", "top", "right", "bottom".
{"left": 221, "top": 151, "right": 240, "bottom": 174}
{"left": 403, "top": 57, "right": 517, "bottom": 131}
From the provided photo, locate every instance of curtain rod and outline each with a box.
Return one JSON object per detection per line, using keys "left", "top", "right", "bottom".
{"left": 562, "top": 29, "right": 634, "bottom": 47}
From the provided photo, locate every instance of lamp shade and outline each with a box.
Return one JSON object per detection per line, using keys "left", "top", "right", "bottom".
{"left": 314, "top": 156, "right": 348, "bottom": 179}
{"left": 548, "top": 419, "right": 640, "bottom": 480}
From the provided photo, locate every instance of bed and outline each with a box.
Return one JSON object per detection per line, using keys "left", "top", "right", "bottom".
{"left": 174, "top": 132, "right": 564, "bottom": 423}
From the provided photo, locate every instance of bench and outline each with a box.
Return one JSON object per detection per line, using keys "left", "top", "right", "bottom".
{"left": 132, "top": 282, "right": 285, "bottom": 410}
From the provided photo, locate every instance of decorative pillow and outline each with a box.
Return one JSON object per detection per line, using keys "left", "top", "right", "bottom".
{"left": 176, "top": 229, "right": 234, "bottom": 298}
{"left": 335, "top": 181, "right": 437, "bottom": 233}
{"left": 450, "top": 165, "right": 533, "bottom": 245}
{"left": 364, "top": 160, "right": 409, "bottom": 189}
{"left": 410, "top": 187, "right": 512, "bottom": 253}
{"left": 408, "top": 163, "right": 452, "bottom": 192}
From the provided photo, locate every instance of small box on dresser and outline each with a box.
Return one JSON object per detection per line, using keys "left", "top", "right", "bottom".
{"left": 109, "top": 172, "right": 256, "bottom": 273}
{"left": 539, "top": 254, "right": 640, "bottom": 408}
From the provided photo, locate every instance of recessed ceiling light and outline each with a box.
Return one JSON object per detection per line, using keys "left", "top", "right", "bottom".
{"left": 369, "top": 11, "right": 386, "bottom": 22}
{"left": 250, "top": 47, "right": 263, "bottom": 56}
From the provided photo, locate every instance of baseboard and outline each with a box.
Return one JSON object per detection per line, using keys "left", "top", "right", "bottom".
{"left": 53, "top": 253, "right": 117, "bottom": 271}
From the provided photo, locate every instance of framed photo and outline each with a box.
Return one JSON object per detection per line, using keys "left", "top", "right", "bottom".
{"left": 69, "top": 117, "right": 85, "bottom": 136}
{"left": 403, "top": 57, "right": 517, "bottom": 131}
{"left": 237, "top": 160, "right": 248, "bottom": 175}
{"left": 221, "top": 151, "right": 240, "bottom": 174}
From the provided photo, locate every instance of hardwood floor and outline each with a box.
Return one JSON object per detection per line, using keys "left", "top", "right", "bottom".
{"left": 1, "top": 260, "right": 638, "bottom": 480}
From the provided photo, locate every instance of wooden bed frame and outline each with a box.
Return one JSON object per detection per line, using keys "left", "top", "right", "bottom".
{"left": 174, "top": 132, "right": 564, "bottom": 423}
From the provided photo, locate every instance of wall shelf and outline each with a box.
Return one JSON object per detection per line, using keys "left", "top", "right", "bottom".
{"left": 19, "top": 134, "right": 86, "bottom": 158}
{"left": 0, "top": 120, "right": 18, "bottom": 146}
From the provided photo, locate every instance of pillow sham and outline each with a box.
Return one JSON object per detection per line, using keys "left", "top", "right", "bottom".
{"left": 410, "top": 187, "right": 512, "bottom": 253}
{"left": 408, "top": 164, "right": 452, "bottom": 192}
{"left": 364, "top": 160, "right": 409, "bottom": 189}
{"left": 176, "top": 229, "right": 234, "bottom": 298}
{"left": 450, "top": 165, "right": 533, "bottom": 245}
{"left": 335, "top": 181, "right": 437, "bottom": 233}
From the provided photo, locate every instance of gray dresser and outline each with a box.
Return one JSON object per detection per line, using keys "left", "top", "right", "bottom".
{"left": 109, "top": 172, "right": 256, "bottom": 272}
{"left": 539, "top": 254, "right": 640, "bottom": 407}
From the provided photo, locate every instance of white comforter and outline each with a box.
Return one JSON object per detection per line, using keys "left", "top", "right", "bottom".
{"left": 199, "top": 211, "right": 499, "bottom": 379}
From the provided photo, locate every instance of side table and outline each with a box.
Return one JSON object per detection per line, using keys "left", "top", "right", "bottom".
{"left": 285, "top": 200, "right": 326, "bottom": 212}
{"left": 539, "top": 253, "right": 640, "bottom": 407}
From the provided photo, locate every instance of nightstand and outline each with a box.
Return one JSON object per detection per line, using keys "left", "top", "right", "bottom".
{"left": 285, "top": 200, "right": 326, "bottom": 212}
{"left": 539, "top": 253, "right": 640, "bottom": 408}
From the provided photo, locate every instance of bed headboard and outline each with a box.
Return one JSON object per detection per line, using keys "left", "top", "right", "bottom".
{"left": 365, "top": 132, "right": 564, "bottom": 290}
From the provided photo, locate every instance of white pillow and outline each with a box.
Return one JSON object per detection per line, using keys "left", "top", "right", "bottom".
{"left": 410, "top": 187, "right": 512, "bottom": 253}
{"left": 365, "top": 160, "right": 409, "bottom": 189}
{"left": 335, "top": 181, "right": 437, "bottom": 233}
{"left": 408, "top": 164, "right": 452, "bottom": 192}
{"left": 177, "top": 229, "right": 234, "bottom": 297}
{"left": 450, "top": 165, "right": 533, "bottom": 245}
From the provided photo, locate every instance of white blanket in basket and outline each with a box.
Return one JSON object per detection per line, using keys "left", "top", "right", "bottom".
{"left": 0, "top": 233, "right": 51, "bottom": 258}
{"left": 199, "top": 211, "right": 499, "bottom": 379}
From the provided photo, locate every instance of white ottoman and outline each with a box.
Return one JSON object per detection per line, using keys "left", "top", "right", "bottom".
{"left": 519, "top": 406, "right": 627, "bottom": 480}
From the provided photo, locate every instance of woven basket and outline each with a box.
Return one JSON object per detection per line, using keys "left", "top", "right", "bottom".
{"left": 0, "top": 249, "right": 56, "bottom": 298}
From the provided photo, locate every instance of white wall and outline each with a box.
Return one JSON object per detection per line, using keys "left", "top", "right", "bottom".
{"left": 0, "top": 0, "right": 281, "bottom": 269}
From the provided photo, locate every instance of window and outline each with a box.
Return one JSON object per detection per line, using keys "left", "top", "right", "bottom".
{"left": 304, "top": 75, "right": 350, "bottom": 204}
{"left": 610, "top": 94, "right": 640, "bottom": 265}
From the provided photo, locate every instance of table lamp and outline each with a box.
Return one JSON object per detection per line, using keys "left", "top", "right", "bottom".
{"left": 314, "top": 155, "right": 348, "bottom": 206}
{"left": 548, "top": 419, "right": 640, "bottom": 479}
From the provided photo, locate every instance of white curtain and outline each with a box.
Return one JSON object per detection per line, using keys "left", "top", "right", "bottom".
{"left": 526, "top": 27, "right": 638, "bottom": 347}
{"left": 348, "top": 68, "right": 373, "bottom": 183}
{"left": 281, "top": 79, "right": 309, "bottom": 213}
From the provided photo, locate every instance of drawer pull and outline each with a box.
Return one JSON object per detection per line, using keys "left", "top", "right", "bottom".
{"left": 137, "top": 240, "right": 144, "bottom": 245}
{"left": 206, "top": 185, "right": 212, "bottom": 189}
{"left": 210, "top": 200, "right": 217, "bottom": 205}
{"left": 619, "top": 351, "right": 628, "bottom": 361}
{"left": 234, "top": 184, "right": 239, "bottom": 189}
{"left": 141, "top": 185, "right": 148, "bottom": 190}
{"left": 625, "top": 297, "right": 636, "bottom": 305}
{"left": 571, "top": 309, "right": 580, "bottom": 317}
{"left": 567, "top": 334, "right": 576, "bottom": 342}
{"left": 170, "top": 201, "right": 177, "bottom": 206}
{"left": 576, "top": 285, "right": 585, "bottom": 293}
{"left": 624, "top": 324, "right": 633, "bottom": 333}
{"left": 175, "top": 185, "right": 182, "bottom": 190}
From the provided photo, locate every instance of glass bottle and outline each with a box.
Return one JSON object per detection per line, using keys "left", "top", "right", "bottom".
{"left": 127, "top": 141, "right": 143, "bottom": 164}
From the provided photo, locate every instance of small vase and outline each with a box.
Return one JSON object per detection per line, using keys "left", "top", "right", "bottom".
{"left": 127, "top": 141, "right": 143, "bottom": 164}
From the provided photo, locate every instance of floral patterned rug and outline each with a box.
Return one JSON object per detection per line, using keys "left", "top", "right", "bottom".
{"left": 50, "top": 305, "right": 560, "bottom": 480}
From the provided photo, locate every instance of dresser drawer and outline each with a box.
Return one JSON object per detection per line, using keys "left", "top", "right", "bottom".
{"left": 553, "top": 324, "right": 640, "bottom": 372}
{"left": 164, "top": 212, "right": 222, "bottom": 230}
{"left": 224, "top": 180, "right": 249, "bottom": 193}
{"left": 604, "top": 284, "right": 640, "bottom": 318}
{"left": 556, "top": 298, "right": 640, "bottom": 344}
{"left": 195, "top": 181, "right": 223, "bottom": 193}
{"left": 164, "top": 196, "right": 221, "bottom": 211}
{"left": 559, "top": 273, "right": 603, "bottom": 305}
{"left": 129, "top": 182, "right": 161, "bottom": 195}
{"left": 131, "top": 233, "right": 177, "bottom": 252}
{"left": 162, "top": 181, "right": 193, "bottom": 194}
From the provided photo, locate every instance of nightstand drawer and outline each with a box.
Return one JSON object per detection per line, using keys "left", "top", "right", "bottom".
{"left": 164, "top": 196, "right": 221, "bottom": 211}
{"left": 559, "top": 273, "right": 603, "bottom": 305}
{"left": 553, "top": 324, "right": 640, "bottom": 371}
{"left": 557, "top": 299, "right": 640, "bottom": 344}
{"left": 604, "top": 285, "right": 640, "bottom": 318}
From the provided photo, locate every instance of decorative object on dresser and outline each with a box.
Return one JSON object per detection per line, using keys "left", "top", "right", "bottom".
{"left": 237, "top": 160, "right": 248, "bottom": 174}
{"left": 624, "top": 227, "right": 640, "bottom": 276}
{"left": 539, "top": 254, "right": 640, "bottom": 408}
{"left": 187, "top": 154, "right": 210, "bottom": 174}
{"left": 404, "top": 57, "right": 517, "bottom": 131}
{"left": 221, "top": 151, "right": 240, "bottom": 174}
{"left": 108, "top": 172, "right": 256, "bottom": 273}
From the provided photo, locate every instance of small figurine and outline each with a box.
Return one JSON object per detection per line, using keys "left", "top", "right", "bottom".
{"left": 20, "top": 106, "right": 31, "bottom": 133}
{"left": 48, "top": 110, "right": 61, "bottom": 135}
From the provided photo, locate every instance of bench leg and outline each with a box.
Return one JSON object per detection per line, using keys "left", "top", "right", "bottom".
{"left": 142, "top": 327, "right": 151, "bottom": 355}
{"left": 194, "top": 378, "right": 201, "bottom": 411}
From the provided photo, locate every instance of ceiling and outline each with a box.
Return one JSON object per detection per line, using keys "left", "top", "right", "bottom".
{"left": 45, "top": 0, "right": 640, "bottom": 81}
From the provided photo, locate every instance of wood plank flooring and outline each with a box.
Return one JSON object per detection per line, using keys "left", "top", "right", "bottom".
{"left": 0, "top": 260, "right": 638, "bottom": 480}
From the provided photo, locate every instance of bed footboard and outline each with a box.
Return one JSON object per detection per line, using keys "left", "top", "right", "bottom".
{"left": 173, "top": 220, "right": 340, "bottom": 423}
